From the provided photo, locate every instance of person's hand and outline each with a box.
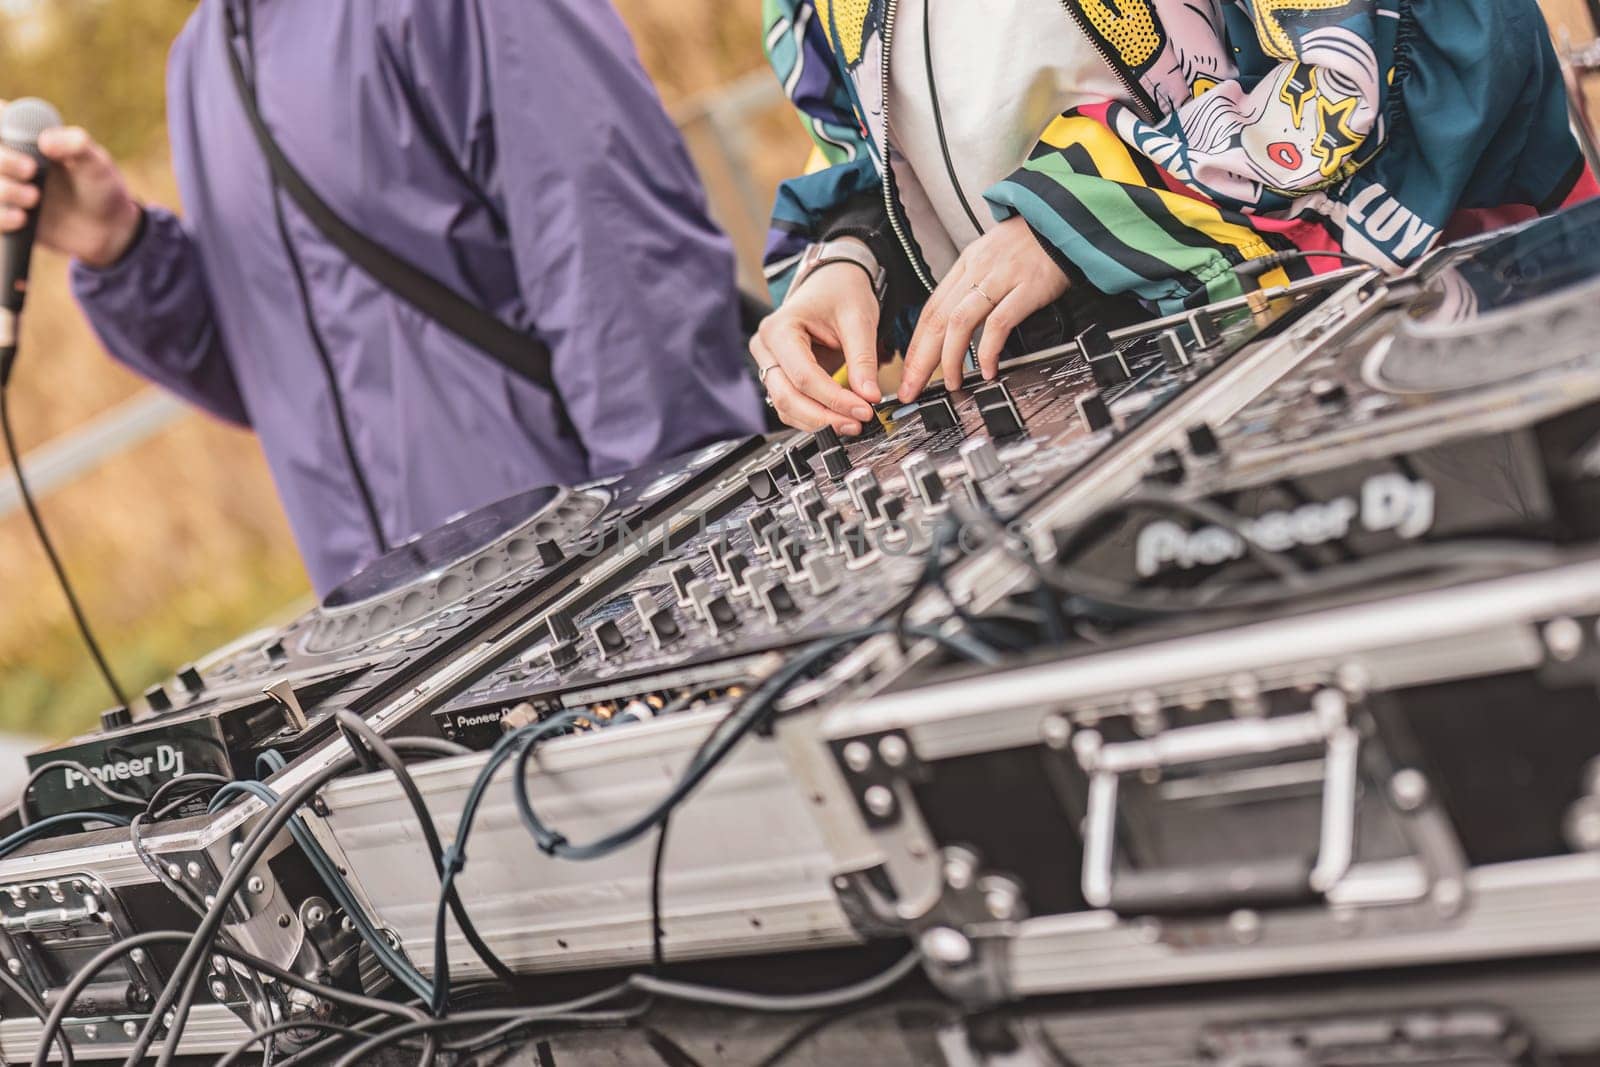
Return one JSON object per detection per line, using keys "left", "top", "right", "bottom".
{"left": 751, "top": 249, "right": 882, "bottom": 435}
{"left": 0, "top": 115, "right": 142, "bottom": 270}
{"left": 898, "top": 216, "right": 1069, "bottom": 402}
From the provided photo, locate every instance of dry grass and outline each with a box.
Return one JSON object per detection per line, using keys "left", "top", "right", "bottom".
{"left": 0, "top": 3, "right": 812, "bottom": 739}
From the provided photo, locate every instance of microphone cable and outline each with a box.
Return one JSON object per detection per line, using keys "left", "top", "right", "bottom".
{"left": 0, "top": 362, "right": 129, "bottom": 710}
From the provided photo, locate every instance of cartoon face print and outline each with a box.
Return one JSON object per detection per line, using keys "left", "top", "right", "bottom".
{"left": 1181, "top": 24, "right": 1379, "bottom": 199}
{"left": 1237, "top": 63, "right": 1337, "bottom": 190}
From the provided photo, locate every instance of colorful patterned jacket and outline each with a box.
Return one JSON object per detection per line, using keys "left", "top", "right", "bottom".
{"left": 763, "top": 0, "right": 1597, "bottom": 320}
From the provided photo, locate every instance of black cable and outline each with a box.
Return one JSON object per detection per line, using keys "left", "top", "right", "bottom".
{"left": 31, "top": 927, "right": 425, "bottom": 1067}
{"left": 513, "top": 626, "right": 891, "bottom": 863}
{"left": 18, "top": 759, "right": 145, "bottom": 825}
{"left": 650, "top": 816, "right": 671, "bottom": 974}
{"left": 0, "top": 384, "right": 128, "bottom": 708}
{"left": 330, "top": 711, "right": 520, "bottom": 1004}
{"left": 111, "top": 755, "right": 368, "bottom": 1067}
{"left": 1236, "top": 248, "right": 1370, "bottom": 281}
{"left": 142, "top": 771, "right": 232, "bottom": 815}
{"left": 0, "top": 956, "right": 75, "bottom": 1067}
{"left": 328, "top": 1004, "right": 648, "bottom": 1067}
{"left": 129, "top": 778, "right": 280, "bottom": 1060}
{"left": 214, "top": 1019, "right": 384, "bottom": 1067}
{"left": 163, "top": 730, "right": 470, "bottom": 1061}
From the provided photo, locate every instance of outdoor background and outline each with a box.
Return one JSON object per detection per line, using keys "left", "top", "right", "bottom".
{"left": 0, "top": 0, "right": 804, "bottom": 741}
{"left": 0, "top": 0, "right": 1595, "bottom": 743}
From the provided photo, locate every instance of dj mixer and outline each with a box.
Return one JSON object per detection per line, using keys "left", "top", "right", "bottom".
{"left": 17, "top": 203, "right": 1600, "bottom": 1063}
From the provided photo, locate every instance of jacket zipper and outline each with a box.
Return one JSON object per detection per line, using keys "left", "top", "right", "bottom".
{"left": 878, "top": 0, "right": 938, "bottom": 295}
{"left": 1054, "top": 0, "right": 1160, "bottom": 123}
{"left": 876, "top": 0, "right": 1160, "bottom": 297}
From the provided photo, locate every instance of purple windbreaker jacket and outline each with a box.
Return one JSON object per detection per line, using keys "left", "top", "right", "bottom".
{"left": 72, "top": 0, "right": 764, "bottom": 595}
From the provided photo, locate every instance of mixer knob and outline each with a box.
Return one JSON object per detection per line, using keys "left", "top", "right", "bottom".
{"left": 705, "top": 535, "right": 733, "bottom": 579}
{"left": 1076, "top": 323, "right": 1114, "bottom": 360}
{"left": 702, "top": 592, "right": 742, "bottom": 637}
{"left": 1088, "top": 350, "right": 1131, "bottom": 388}
{"left": 746, "top": 507, "right": 778, "bottom": 548}
{"left": 813, "top": 426, "right": 853, "bottom": 479}
{"left": 534, "top": 540, "right": 566, "bottom": 567}
{"left": 845, "top": 468, "right": 880, "bottom": 513}
{"left": 1146, "top": 448, "right": 1186, "bottom": 486}
{"left": 746, "top": 467, "right": 780, "bottom": 503}
{"left": 819, "top": 510, "right": 846, "bottom": 553}
{"left": 669, "top": 563, "right": 698, "bottom": 605}
{"left": 790, "top": 484, "right": 825, "bottom": 534}
{"left": 879, "top": 496, "right": 907, "bottom": 524}
{"left": 1186, "top": 421, "right": 1221, "bottom": 458}
{"left": 902, "top": 453, "right": 946, "bottom": 508}
{"left": 1075, "top": 391, "right": 1114, "bottom": 432}
{"left": 1188, "top": 308, "right": 1222, "bottom": 349}
{"left": 546, "top": 639, "right": 582, "bottom": 670}
{"left": 145, "top": 685, "right": 173, "bottom": 715}
{"left": 541, "top": 610, "right": 579, "bottom": 646}
{"left": 753, "top": 574, "right": 800, "bottom": 624}
{"left": 860, "top": 484, "right": 888, "bottom": 523}
{"left": 974, "top": 382, "right": 1025, "bottom": 438}
{"left": 759, "top": 521, "right": 788, "bottom": 560}
{"left": 959, "top": 436, "right": 1004, "bottom": 483}
{"left": 176, "top": 665, "right": 205, "bottom": 695}
{"left": 632, "top": 593, "right": 681, "bottom": 649}
{"left": 683, "top": 578, "right": 715, "bottom": 621}
{"left": 1077, "top": 325, "right": 1131, "bottom": 387}
{"left": 264, "top": 639, "right": 288, "bottom": 666}
{"left": 590, "top": 619, "right": 628, "bottom": 658}
{"left": 725, "top": 552, "right": 753, "bottom": 591}
{"left": 841, "top": 521, "right": 876, "bottom": 564}
{"left": 100, "top": 706, "right": 132, "bottom": 732}
{"left": 784, "top": 443, "right": 817, "bottom": 483}
{"left": 919, "top": 396, "right": 960, "bottom": 434}
{"left": 805, "top": 552, "right": 843, "bottom": 595}
{"left": 776, "top": 536, "right": 809, "bottom": 579}
{"left": 1310, "top": 379, "right": 1348, "bottom": 408}
{"left": 1158, "top": 329, "right": 1190, "bottom": 372}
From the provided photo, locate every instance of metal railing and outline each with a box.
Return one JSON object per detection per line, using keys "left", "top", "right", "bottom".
{"left": 0, "top": 71, "right": 789, "bottom": 522}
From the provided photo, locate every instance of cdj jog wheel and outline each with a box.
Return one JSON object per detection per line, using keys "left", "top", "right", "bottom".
{"left": 303, "top": 484, "right": 612, "bottom": 654}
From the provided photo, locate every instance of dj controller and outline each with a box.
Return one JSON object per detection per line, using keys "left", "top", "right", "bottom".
{"left": 9, "top": 204, "right": 1600, "bottom": 1062}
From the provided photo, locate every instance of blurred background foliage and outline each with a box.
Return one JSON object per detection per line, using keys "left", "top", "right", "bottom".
{"left": 0, "top": 0, "right": 803, "bottom": 741}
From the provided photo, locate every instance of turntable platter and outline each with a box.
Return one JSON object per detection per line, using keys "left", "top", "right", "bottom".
{"left": 304, "top": 484, "right": 611, "bottom": 653}
{"left": 1366, "top": 199, "right": 1600, "bottom": 395}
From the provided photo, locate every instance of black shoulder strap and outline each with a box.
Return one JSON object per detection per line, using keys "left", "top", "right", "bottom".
{"left": 221, "top": 7, "right": 556, "bottom": 391}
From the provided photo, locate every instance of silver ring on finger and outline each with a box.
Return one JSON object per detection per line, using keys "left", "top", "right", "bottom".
{"left": 758, "top": 364, "right": 780, "bottom": 386}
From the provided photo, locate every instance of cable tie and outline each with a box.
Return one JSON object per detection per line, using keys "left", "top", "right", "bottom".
{"left": 537, "top": 832, "right": 568, "bottom": 857}
{"left": 440, "top": 844, "right": 468, "bottom": 876}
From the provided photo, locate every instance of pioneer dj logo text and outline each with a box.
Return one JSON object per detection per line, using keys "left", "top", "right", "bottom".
{"left": 61, "top": 744, "right": 187, "bottom": 792}
{"left": 1134, "top": 473, "right": 1437, "bottom": 578}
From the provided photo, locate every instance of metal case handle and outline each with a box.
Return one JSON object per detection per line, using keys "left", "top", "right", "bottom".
{"left": 1075, "top": 689, "right": 1360, "bottom": 916}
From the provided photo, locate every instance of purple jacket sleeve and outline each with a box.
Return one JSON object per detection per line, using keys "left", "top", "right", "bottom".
{"left": 70, "top": 206, "right": 251, "bottom": 427}
{"left": 388, "top": 0, "right": 762, "bottom": 474}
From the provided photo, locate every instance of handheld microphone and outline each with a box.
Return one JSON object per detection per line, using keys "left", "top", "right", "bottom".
{"left": 0, "top": 96, "right": 128, "bottom": 711}
{"left": 0, "top": 97, "right": 61, "bottom": 381}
